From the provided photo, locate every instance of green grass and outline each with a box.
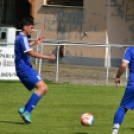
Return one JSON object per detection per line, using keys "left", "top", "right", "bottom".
{"left": 0, "top": 81, "right": 133, "bottom": 134}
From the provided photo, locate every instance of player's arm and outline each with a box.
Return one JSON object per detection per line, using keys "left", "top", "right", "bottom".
{"left": 115, "top": 48, "right": 131, "bottom": 88}
{"left": 115, "top": 61, "right": 128, "bottom": 87}
{"left": 116, "top": 62, "right": 128, "bottom": 78}
{"left": 30, "top": 36, "right": 45, "bottom": 46}
{"left": 28, "top": 50, "right": 56, "bottom": 60}
{"left": 20, "top": 36, "right": 55, "bottom": 59}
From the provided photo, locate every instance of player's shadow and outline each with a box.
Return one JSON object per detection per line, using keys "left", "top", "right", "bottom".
{"left": 129, "top": 127, "right": 134, "bottom": 131}
{"left": 0, "top": 121, "right": 25, "bottom": 125}
{"left": 76, "top": 133, "right": 89, "bottom": 134}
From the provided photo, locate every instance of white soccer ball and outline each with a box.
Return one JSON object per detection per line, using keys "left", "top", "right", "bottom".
{"left": 81, "top": 113, "right": 94, "bottom": 126}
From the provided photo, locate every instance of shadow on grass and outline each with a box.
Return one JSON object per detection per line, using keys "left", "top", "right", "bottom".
{"left": 129, "top": 127, "right": 134, "bottom": 131}
{"left": 76, "top": 133, "right": 89, "bottom": 134}
{"left": 0, "top": 121, "right": 25, "bottom": 125}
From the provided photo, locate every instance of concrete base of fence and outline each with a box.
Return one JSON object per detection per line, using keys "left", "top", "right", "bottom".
{"left": 33, "top": 56, "right": 122, "bottom": 67}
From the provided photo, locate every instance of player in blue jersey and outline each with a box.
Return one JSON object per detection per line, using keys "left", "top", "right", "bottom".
{"left": 111, "top": 47, "right": 134, "bottom": 134}
{"left": 15, "top": 18, "right": 56, "bottom": 123}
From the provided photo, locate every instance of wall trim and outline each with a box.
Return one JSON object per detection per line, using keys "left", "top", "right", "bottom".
{"left": 42, "top": 4, "right": 84, "bottom": 9}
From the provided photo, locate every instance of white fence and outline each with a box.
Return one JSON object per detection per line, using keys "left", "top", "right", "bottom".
{"left": 35, "top": 41, "right": 132, "bottom": 85}
{"left": 0, "top": 38, "right": 132, "bottom": 84}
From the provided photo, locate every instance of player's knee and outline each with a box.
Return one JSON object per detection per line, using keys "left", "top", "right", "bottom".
{"left": 44, "top": 84, "right": 48, "bottom": 93}
{"left": 36, "top": 81, "right": 48, "bottom": 95}
{"left": 41, "top": 84, "right": 48, "bottom": 94}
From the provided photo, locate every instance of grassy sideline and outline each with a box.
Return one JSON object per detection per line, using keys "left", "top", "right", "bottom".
{"left": 0, "top": 81, "right": 133, "bottom": 134}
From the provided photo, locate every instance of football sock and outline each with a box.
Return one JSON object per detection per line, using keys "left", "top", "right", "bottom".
{"left": 112, "top": 107, "right": 127, "bottom": 132}
{"left": 25, "top": 103, "right": 28, "bottom": 109}
{"left": 26, "top": 91, "right": 44, "bottom": 114}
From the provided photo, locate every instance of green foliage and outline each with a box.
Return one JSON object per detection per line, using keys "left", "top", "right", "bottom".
{"left": 0, "top": 82, "right": 132, "bottom": 134}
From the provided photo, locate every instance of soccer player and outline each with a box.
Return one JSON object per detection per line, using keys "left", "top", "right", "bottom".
{"left": 15, "top": 18, "right": 56, "bottom": 123}
{"left": 112, "top": 47, "right": 134, "bottom": 134}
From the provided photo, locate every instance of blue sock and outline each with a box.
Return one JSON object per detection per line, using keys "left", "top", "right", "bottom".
{"left": 26, "top": 91, "right": 44, "bottom": 114}
{"left": 25, "top": 103, "right": 28, "bottom": 109}
{"left": 113, "top": 107, "right": 127, "bottom": 130}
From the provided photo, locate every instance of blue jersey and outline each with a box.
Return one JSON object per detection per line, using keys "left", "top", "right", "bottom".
{"left": 118, "top": 47, "right": 134, "bottom": 110}
{"left": 15, "top": 33, "right": 32, "bottom": 74}
{"left": 123, "top": 47, "right": 134, "bottom": 84}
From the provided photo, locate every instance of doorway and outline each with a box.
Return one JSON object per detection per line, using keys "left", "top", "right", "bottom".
{"left": 16, "top": 0, "right": 33, "bottom": 29}
{"left": 0, "top": 0, "right": 33, "bottom": 28}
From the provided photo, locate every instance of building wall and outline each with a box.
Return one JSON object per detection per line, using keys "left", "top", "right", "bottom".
{"left": 107, "top": 0, "right": 134, "bottom": 66}
{"left": 32, "top": 0, "right": 134, "bottom": 67}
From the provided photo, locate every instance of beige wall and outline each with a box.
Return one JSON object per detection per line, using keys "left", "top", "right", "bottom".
{"left": 32, "top": 0, "right": 134, "bottom": 66}
{"left": 34, "top": 0, "right": 107, "bottom": 42}
{"left": 107, "top": 0, "right": 134, "bottom": 60}
{"left": 107, "top": 0, "right": 134, "bottom": 45}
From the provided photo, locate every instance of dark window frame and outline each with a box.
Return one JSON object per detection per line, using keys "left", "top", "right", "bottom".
{"left": 46, "top": 0, "right": 83, "bottom": 7}
{"left": 0, "top": 0, "right": 16, "bottom": 26}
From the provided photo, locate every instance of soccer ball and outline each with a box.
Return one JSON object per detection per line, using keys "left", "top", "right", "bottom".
{"left": 81, "top": 113, "right": 94, "bottom": 126}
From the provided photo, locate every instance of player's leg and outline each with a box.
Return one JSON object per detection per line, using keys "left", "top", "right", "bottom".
{"left": 22, "top": 81, "right": 48, "bottom": 123}
{"left": 112, "top": 107, "right": 128, "bottom": 134}
{"left": 18, "top": 69, "right": 47, "bottom": 123}
{"left": 112, "top": 86, "right": 134, "bottom": 134}
{"left": 112, "top": 83, "right": 134, "bottom": 134}
{"left": 19, "top": 81, "right": 48, "bottom": 114}
{"left": 35, "top": 80, "right": 48, "bottom": 95}
{"left": 25, "top": 81, "right": 48, "bottom": 113}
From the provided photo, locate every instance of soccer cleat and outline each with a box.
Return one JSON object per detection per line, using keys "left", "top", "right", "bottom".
{"left": 18, "top": 107, "right": 26, "bottom": 115}
{"left": 21, "top": 111, "right": 31, "bottom": 123}
{"left": 112, "top": 129, "right": 118, "bottom": 134}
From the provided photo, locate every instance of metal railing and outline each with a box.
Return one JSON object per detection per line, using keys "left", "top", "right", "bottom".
{"left": 35, "top": 41, "right": 132, "bottom": 85}
{"left": 0, "top": 38, "right": 132, "bottom": 84}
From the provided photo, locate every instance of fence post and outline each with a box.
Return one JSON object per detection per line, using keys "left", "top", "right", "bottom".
{"left": 35, "top": 30, "right": 41, "bottom": 65}
{"left": 56, "top": 45, "right": 60, "bottom": 82}
{"left": 38, "top": 44, "right": 43, "bottom": 76}
{"left": 106, "top": 45, "right": 110, "bottom": 85}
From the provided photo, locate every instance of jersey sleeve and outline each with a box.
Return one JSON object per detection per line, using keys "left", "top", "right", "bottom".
{"left": 19, "top": 36, "right": 32, "bottom": 53}
{"left": 122, "top": 47, "right": 131, "bottom": 63}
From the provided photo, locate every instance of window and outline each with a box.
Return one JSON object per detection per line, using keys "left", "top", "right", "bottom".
{"left": 0, "top": 0, "right": 16, "bottom": 26}
{"left": 46, "top": 0, "right": 83, "bottom": 7}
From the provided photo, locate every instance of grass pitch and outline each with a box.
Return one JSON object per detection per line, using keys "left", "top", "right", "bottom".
{"left": 0, "top": 81, "right": 133, "bottom": 134}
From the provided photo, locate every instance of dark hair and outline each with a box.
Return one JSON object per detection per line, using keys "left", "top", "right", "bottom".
{"left": 19, "top": 18, "right": 34, "bottom": 30}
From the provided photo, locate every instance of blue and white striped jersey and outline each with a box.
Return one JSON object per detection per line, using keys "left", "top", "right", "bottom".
{"left": 15, "top": 33, "right": 32, "bottom": 74}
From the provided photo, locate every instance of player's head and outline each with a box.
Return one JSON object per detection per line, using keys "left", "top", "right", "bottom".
{"left": 19, "top": 18, "right": 34, "bottom": 36}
